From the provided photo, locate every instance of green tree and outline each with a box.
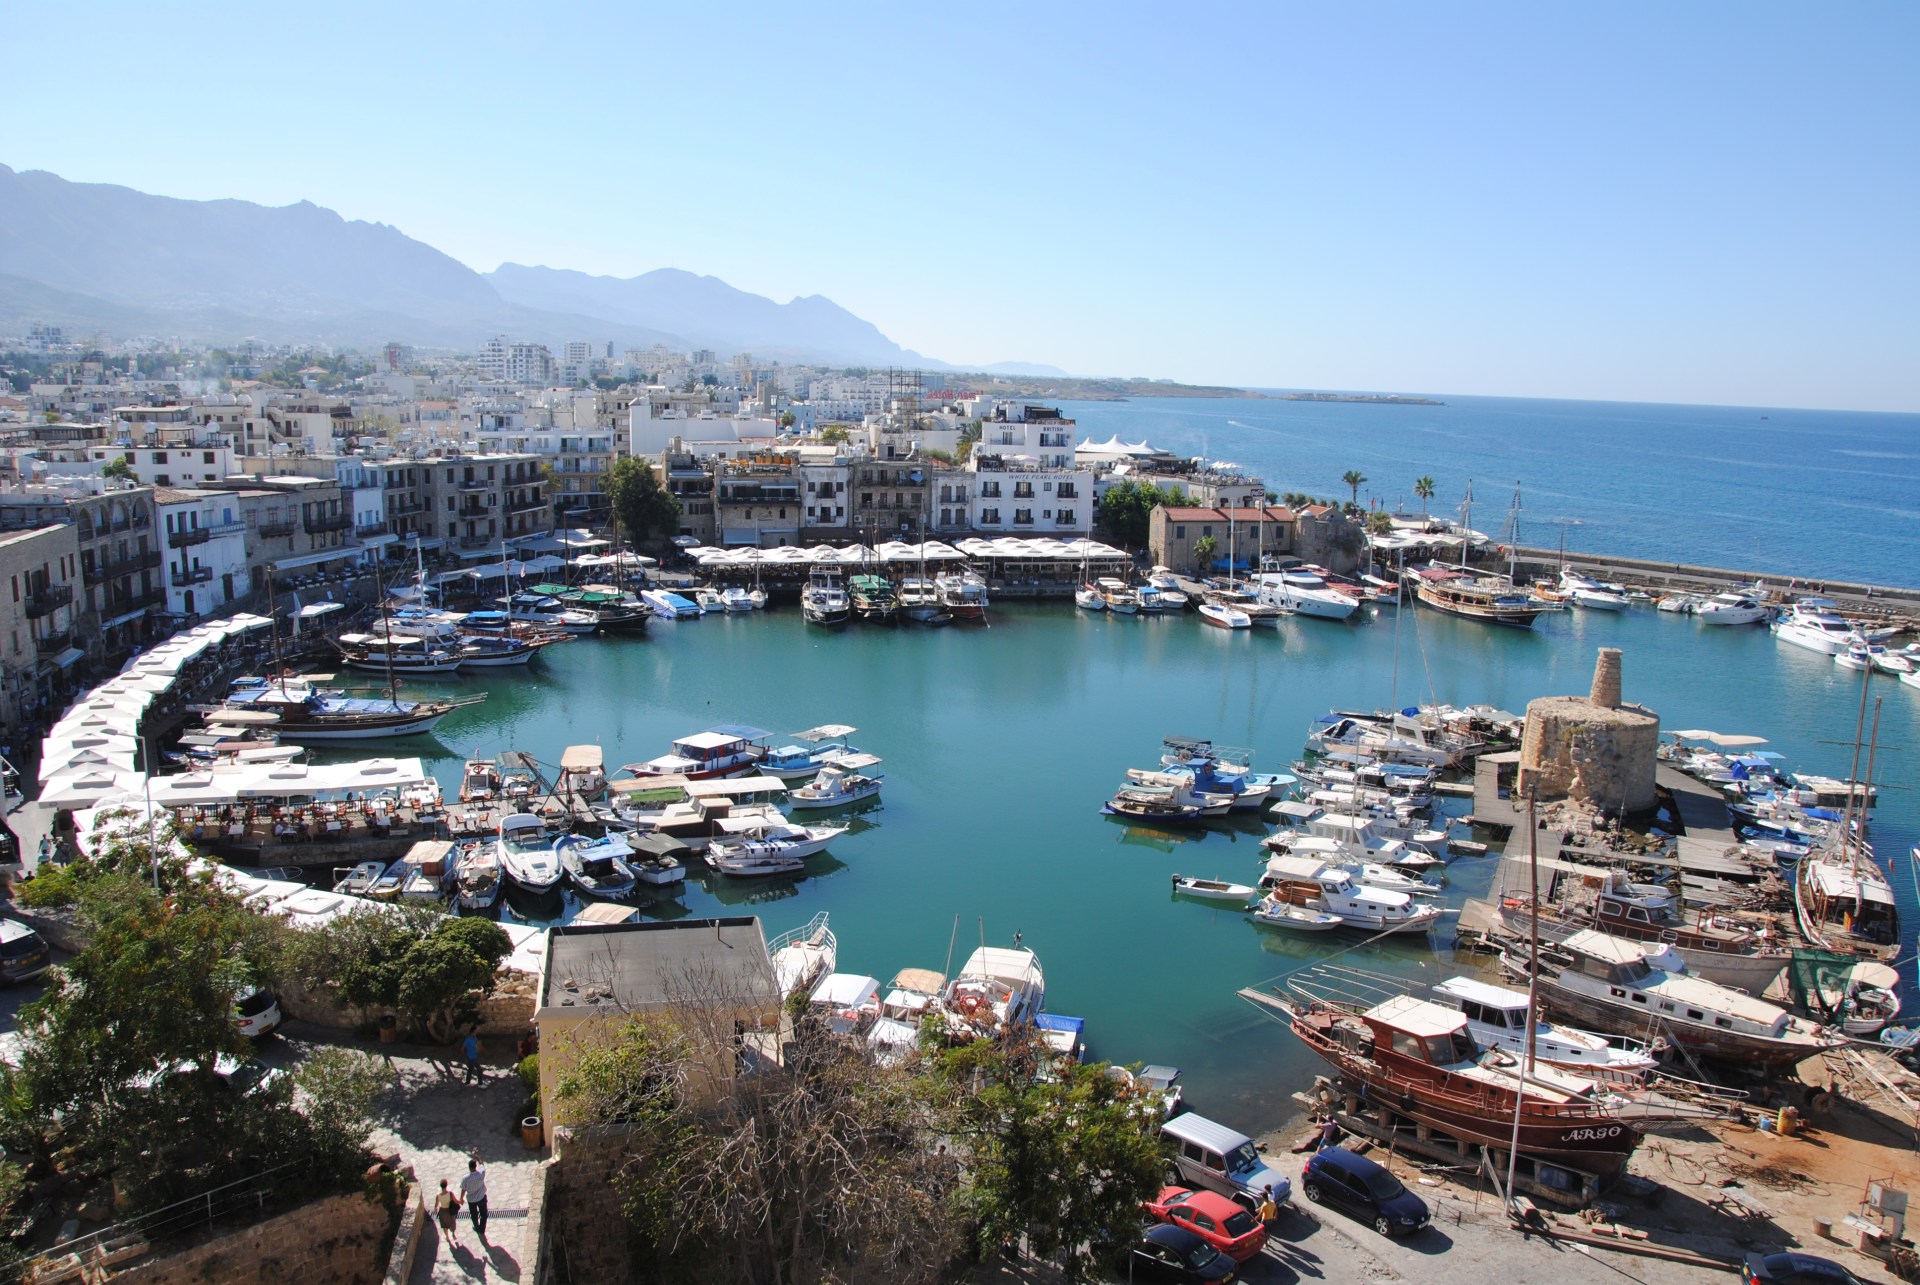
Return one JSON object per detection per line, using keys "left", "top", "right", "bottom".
{"left": 1095, "top": 480, "right": 1186, "bottom": 549}
{"left": 100, "top": 454, "right": 134, "bottom": 481}
{"left": 776, "top": 410, "right": 796, "bottom": 429}
{"left": 1413, "top": 475, "right": 1436, "bottom": 514}
{"left": 1366, "top": 509, "right": 1396, "bottom": 536}
{"left": 1192, "top": 533, "right": 1219, "bottom": 573}
{"left": 606, "top": 456, "right": 683, "bottom": 545}
{"left": 1342, "top": 469, "right": 1368, "bottom": 506}
{"left": 284, "top": 907, "right": 509, "bottom": 1042}
{"left": 820, "top": 424, "right": 851, "bottom": 444}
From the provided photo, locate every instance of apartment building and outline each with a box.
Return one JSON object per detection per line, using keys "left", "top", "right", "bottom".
{"left": 0, "top": 481, "right": 162, "bottom": 661}
{"left": 153, "top": 488, "right": 250, "bottom": 618}
{"left": 203, "top": 476, "right": 356, "bottom": 589}
{"left": 974, "top": 403, "right": 1077, "bottom": 469}
{"left": 849, "top": 457, "right": 931, "bottom": 543}
{"left": 965, "top": 454, "right": 1090, "bottom": 536}
{"left": 0, "top": 524, "right": 85, "bottom": 731}
{"left": 422, "top": 454, "right": 552, "bottom": 559}
{"left": 713, "top": 455, "right": 803, "bottom": 548}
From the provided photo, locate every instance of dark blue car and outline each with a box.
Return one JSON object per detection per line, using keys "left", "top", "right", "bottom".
{"left": 1300, "top": 1147, "right": 1430, "bottom": 1236}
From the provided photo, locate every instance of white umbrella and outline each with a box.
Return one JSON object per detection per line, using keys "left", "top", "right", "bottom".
{"left": 39, "top": 746, "right": 137, "bottom": 781}
{"left": 521, "top": 554, "right": 566, "bottom": 572}
{"left": 39, "top": 768, "right": 146, "bottom": 808}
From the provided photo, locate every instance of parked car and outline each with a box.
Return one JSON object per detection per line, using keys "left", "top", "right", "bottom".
{"left": 1125, "top": 1224, "right": 1239, "bottom": 1284}
{"left": 232, "top": 987, "right": 282, "bottom": 1040}
{"left": 136, "top": 1054, "right": 284, "bottom": 1098}
{"left": 0, "top": 919, "right": 51, "bottom": 985}
{"left": 1300, "top": 1147, "right": 1430, "bottom": 1236}
{"left": 1161, "top": 1112, "right": 1292, "bottom": 1211}
{"left": 1742, "top": 1251, "right": 1864, "bottom": 1285}
{"left": 1142, "top": 1186, "right": 1267, "bottom": 1262}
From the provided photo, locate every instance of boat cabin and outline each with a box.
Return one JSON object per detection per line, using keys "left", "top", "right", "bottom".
{"left": 1803, "top": 858, "right": 1898, "bottom": 945}
{"left": 1560, "top": 930, "right": 1793, "bottom": 1040}
{"left": 1351, "top": 995, "right": 1479, "bottom": 1068}
{"left": 1432, "top": 976, "right": 1535, "bottom": 1034}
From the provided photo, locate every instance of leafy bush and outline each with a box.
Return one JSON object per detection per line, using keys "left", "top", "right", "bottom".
{"left": 14, "top": 862, "right": 88, "bottom": 908}
{"left": 517, "top": 1054, "right": 540, "bottom": 1093}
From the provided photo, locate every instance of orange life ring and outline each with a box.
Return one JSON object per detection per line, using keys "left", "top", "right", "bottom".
{"left": 953, "top": 993, "right": 988, "bottom": 1017}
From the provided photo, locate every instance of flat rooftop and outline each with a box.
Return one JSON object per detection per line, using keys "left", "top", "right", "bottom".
{"left": 539, "top": 917, "right": 778, "bottom": 1013}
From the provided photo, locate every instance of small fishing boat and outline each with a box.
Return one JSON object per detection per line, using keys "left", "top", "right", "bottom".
{"left": 720, "top": 586, "right": 756, "bottom": 613}
{"left": 625, "top": 725, "right": 770, "bottom": 780}
{"left": 1102, "top": 786, "right": 1205, "bottom": 825}
{"left": 625, "top": 831, "right": 689, "bottom": 886}
{"left": 704, "top": 839, "right": 806, "bottom": 878}
{"left": 1198, "top": 600, "right": 1251, "bottom": 629}
{"left": 761, "top": 725, "right": 862, "bottom": 781}
{"left": 943, "top": 943, "right": 1045, "bottom": 1035}
{"left": 788, "top": 754, "right": 885, "bottom": 810}
{"left": 557, "top": 744, "right": 608, "bottom": 801}
{"left": 1171, "top": 874, "right": 1256, "bottom": 903}
{"left": 1835, "top": 640, "right": 1885, "bottom": 671}
{"left": 1097, "top": 577, "right": 1139, "bottom": 614}
{"left": 454, "top": 841, "right": 504, "bottom": 913}
{"left": 332, "top": 860, "right": 386, "bottom": 896}
{"left": 1250, "top": 902, "right": 1345, "bottom": 932}
{"left": 693, "top": 587, "right": 727, "bottom": 614}
{"left": 556, "top": 833, "right": 638, "bottom": 899}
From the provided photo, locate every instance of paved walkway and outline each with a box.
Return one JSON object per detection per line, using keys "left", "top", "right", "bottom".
{"left": 275, "top": 1023, "right": 543, "bottom": 1284}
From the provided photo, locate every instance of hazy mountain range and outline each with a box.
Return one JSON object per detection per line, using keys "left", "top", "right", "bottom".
{"left": 0, "top": 164, "right": 1064, "bottom": 374}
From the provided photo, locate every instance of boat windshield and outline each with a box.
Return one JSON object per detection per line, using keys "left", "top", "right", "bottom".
{"left": 1435, "top": 1028, "right": 1477, "bottom": 1063}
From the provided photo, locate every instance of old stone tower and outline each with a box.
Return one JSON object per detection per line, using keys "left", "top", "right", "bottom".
{"left": 1516, "top": 647, "right": 1660, "bottom": 817}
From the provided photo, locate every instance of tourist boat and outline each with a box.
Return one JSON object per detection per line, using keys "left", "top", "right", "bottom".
{"left": 943, "top": 943, "right": 1045, "bottom": 1035}
{"left": 703, "top": 838, "right": 805, "bottom": 878}
{"left": 896, "top": 576, "right": 951, "bottom": 624}
{"left": 1694, "top": 592, "right": 1768, "bottom": 625}
{"left": 788, "top": 754, "right": 884, "bottom": 810}
{"left": 556, "top": 832, "right": 638, "bottom": 899}
{"left": 801, "top": 569, "right": 852, "bottom": 627}
{"left": 501, "top": 592, "right": 599, "bottom": 635}
{"left": 455, "top": 634, "right": 540, "bottom": 668}
{"left": 1102, "top": 785, "right": 1205, "bottom": 825}
{"left": 1075, "top": 583, "right": 1106, "bottom": 611}
{"left": 761, "top": 725, "right": 861, "bottom": 781}
{"left": 1257, "top": 854, "right": 1442, "bottom": 934}
{"left": 453, "top": 840, "right": 504, "bottom": 913}
{"left": 528, "top": 583, "right": 652, "bottom": 630}
{"left": 217, "top": 678, "right": 478, "bottom": 742}
{"left": 1409, "top": 565, "right": 1553, "bottom": 628}
{"left": 1251, "top": 902, "right": 1346, "bottom": 932}
{"left": 770, "top": 912, "right": 838, "bottom": 996}
{"left": 1254, "top": 568, "right": 1360, "bottom": 621}
{"left": 936, "top": 570, "right": 989, "bottom": 622}
{"left": 624, "top": 831, "right": 689, "bottom": 885}
{"left": 332, "top": 860, "right": 387, "bottom": 896}
{"left": 498, "top": 812, "right": 564, "bottom": 893}
{"left": 1136, "top": 584, "right": 1176, "bottom": 614}
{"left": 1269, "top": 802, "right": 1450, "bottom": 857}
{"left": 1501, "top": 930, "right": 1845, "bottom": 1068}
{"left": 809, "top": 972, "right": 882, "bottom": 1037}
{"left": 1097, "top": 577, "right": 1139, "bottom": 614}
{"left": 556, "top": 744, "right": 608, "bottom": 801}
{"left": 1239, "top": 985, "right": 1643, "bottom": 1177}
{"left": 1171, "top": 874, "right": 1257, "bottom": 903}
{"left": 1560, "top": 571, "right": 1628, "bottom": 611}
{"left": 1429, "top": 975, "right": 1662, "bottom": 1088}
{"left": 1771, "top": 598, "right": 1857, "bottom": 654}
{"left": 1197, "top": 600, "right": 1251, "bottom": 629}
{"left": 847, "top": 573, "right": 899, "bottom": 623}
{"left": 641, "top": 588, "right": 703, "bottom": 619}
{"left": 1207, "top": 585, "right": 1282, "bottom": 626}
{"left": 625, "top": 726, "right": 770, "bottom": 780}
{"left": 1795, "top": 843, "right": 1900, "bottom": 962}
{"left": 336, "top": 633, "right": 465, "bottom": 676}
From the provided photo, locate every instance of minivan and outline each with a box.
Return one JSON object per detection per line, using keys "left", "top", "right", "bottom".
{"left": 1161, "top": 1111, "right": 1291, "bottom": 1211}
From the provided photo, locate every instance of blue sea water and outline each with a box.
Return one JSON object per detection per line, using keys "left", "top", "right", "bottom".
{"left": 1056, "top": 394, "right": 1920, "bottom": 590}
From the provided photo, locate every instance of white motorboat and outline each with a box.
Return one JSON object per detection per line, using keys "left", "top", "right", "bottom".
{"left": 809, "top": 972, "right": 882, "bottom": 1037}
{"left": 897, "top": 576, "right": 951, "bottom": 624}
{"left": 1250, "top": 901, "right": 1345, "bottom": 932}
{"left": 1694, "top": 592, "right": 1768, "bottom": 625}
{"left": 1835, "top": 640, "right": 1885, "bottom": 671}
{"left": 498, "top": 812, "right": 563, "bottom": 893}
{"left": 1656, "top": 593, "right": 1702, "bottom": 614}
{"left": 706, "top": 819, "right": 847, "bottom": 875}
{"left": 1871, "top": 644, "right": 1918, "bottom": 675}
{"left": 1197, "top": 601, "right": 1250, "bottom": 629}
{"left": 720, "top": 586, "right": 756, "bottom": 613}
{"left": 801, "top": 569, "right": 852, "bottom": 627}
{"left": 625, "top": 725, "right": 771, "bottom": 780}
{"left": 935, "top": 570, "right": 988, "bottom": 622}
{"left": 868, "top": 967, "right": 947, "bottom": 1063}
{"left": 1171, "top": 874, "right": 1256, "bottom": 903}
{"left": 454, "top": 841, "right": 503, "bottom": 913}
{"left": 1260, "top": 844, "right": 1439, "bottom": 897}
{"left": 1430, "top": 975, "right": 1661, "bottom": 1088}
{"left": 556, "top": 744, "right": 608, "bottom": 801}
{"left": 1772, "top": 599, "right": 1858, "bottom": 654}
{"left": 332, "top": 860, "right": 387, "bottom": 896}
{"left": 1075, "top": 584, "right": 1107, "bottom": 611}
{"left": 389, "top": 839, "right": 461, "bottom": 904}
{"left": 1254, "top": 568, "right": 1360, "bottom": 620}
{"left": 624, "top": 830, "right": 689, "bottom": 885}
{"left": 943, "top": 944, "right": 1045, "bottom": 1033}
{"left": 556, "top": 833, "right": 638, "bottom": 899}
{"left": 1097, "top": 578, "right": 1139, "bottom": 614}
{"left": 693, "top": 587, "right": 727, "bottom": 613}
{"left": 501, "top": 592, "right": 599, "bottom": 635}
{"left": 788, "top": 754, "right": 884, "bottom": 810}
{"left": 705, "top": 839, "right": 806, "bottom": 878}
{"left": 760, "top": 724, "right": 862, "bottom": 781}
{"left": 1257, "top": 854, "right": 1442, "bottom": 934}
{"left": 1560, "top": 571, "right": 1628, "bottom": 610}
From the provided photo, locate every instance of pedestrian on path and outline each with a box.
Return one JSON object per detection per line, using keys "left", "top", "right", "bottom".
{"left": 434, "top": 1179, "right": 461, "bottom": 1245}
{"left": 1256, "top": 1185, "right": 1279, "bottom": 1230}
{"left": 37, "top": 836, "right": 50, "bottom": 865}
{"left": 463, "top": 1029, "right": 483, "bottom": 1083}
{"left": 461, "top": 1152, "right": 488, "bottom": 1239}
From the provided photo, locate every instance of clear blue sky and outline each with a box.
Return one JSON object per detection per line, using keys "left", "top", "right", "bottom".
{"left": 8, "top": 3, "right": 1917, "bottom": 410}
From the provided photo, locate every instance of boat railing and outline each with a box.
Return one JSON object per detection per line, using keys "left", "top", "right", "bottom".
{"left": 1281, "top": 962, "right": 1425, "bottom": 1014}
{"left": 768, "top": 910, "right": 834, "bottom": 959}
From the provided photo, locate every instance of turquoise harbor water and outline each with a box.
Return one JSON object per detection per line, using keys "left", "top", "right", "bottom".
{"left": 372, "top": 594, "right": 1920, "bottom": 1137}
{"left": 1062, "top": 394, "right": 1920, "bottom": 590}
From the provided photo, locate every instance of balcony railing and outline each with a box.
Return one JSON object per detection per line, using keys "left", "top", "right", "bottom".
{"left": 168, "top": 526, "right": 211, "bottom": 547}
{"left": 304, "top": 512, "right": 353, "bottom": 534}
{"left": 121, "top": 587, "right": 166, "bottom": 611}
{"left": 458, "top": 478, "right": 488, "bottom": 491}
{"left": 355, "top": 521, "right": 389, "bottom": 538}
{"left": 24, "top": 584, "right": 74, "bottom": 619}
{"left": 508, "top": 497, "right": 549, "bottom": 513}
{"left": 34, "top": 629, "right": 72, "bottom": 655}
{"left": 170, "top": 567, "right": 214, "bottom": 587}
{"left": 258, "top": 520, "right": 297, "bottom": 539}
{"left": 97, "top": 549, "right": 162, "bottom": 579}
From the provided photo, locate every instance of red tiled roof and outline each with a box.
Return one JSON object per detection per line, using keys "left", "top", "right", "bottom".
{"left": 1158, "top": 505, "right": 1297, "bottom": 522}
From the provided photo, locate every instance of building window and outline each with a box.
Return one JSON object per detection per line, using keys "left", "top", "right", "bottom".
{"left": 1175, "top": 525, "right": 1186, "bottom": 539}
{"left": 1058, "top": 510, "right": 1075, "bottom": 524}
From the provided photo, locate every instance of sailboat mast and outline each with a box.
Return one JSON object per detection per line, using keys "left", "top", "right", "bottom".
{"left": 1505, "top": 786, "right": 1540, "bottom": 1211}
{"left": 1838, "top": 662, "right": 1871, "bottom": 857}
{"left": 1458, "top": 481, "right": 1474, "bottom": 571}
{"left": 1858, "top": 697, "right": 1883, "bottom": 853}
{"left": 268, "top": 569, "right": 287, "bottom": 696}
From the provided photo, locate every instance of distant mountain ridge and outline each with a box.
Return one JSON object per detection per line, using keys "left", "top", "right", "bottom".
{"left": 0, "top": 163, "right": 1065, "bottom": 373}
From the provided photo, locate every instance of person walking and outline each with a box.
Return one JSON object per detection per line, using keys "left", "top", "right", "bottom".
{"left": 433, "top": 1178, "right": 461, "bottom": 1246}
{"left": 1256, "top": 1184, "right": 1279, "bottom": 1231}
{"left": 462, "top": 1029, "right": 483, "bottom": 1084}
{"left": 461, "top": 1152, "right": 488, "bottom": 1239}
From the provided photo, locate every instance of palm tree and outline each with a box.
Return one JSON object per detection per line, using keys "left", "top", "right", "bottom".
{"left": 1342, "top": 470, "right": 1367, "bottom": 507}
{"left": 1192, "top": 534, "right": 1219, "bottom": 575}
{"left": 1414, "top": 475, "right": 1436, "bottom": 516}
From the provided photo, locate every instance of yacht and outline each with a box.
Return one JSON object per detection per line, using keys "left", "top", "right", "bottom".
{"left": 1772, "top": 598, "right": 1857, "bottom": 654}
{"left": 1254, "top": 568, "right": 1360, "bottom": 621}
{"left": 1429, "top": 976, "right": 1662, "bottom": 1088}
{"left": 1502, "top": 930, "right": 1844, "bottom": 1068}
{"left": 1197, "top": 600, "right": 1250, "bottom": 629}
{"left": 1256, "top": 854, "right": 1442, "bottom": 934}
{"left": 720, "top": 586, "right": 756, "bottom": 613}
{"left": 336, "top": 634, "right": 465, "bottom": 676}
{"left": 498, "top": 812, "right": 563, "bottom": 893}
{"left": 943, "top": 944, "right": 1045, "bottom": 1035}
{"left": 801, "top": 569, "right": 852, "bottom": 627}
{"left": 1560, "top": 571, "right": 1627, "bottom": 611}
{"left": 1097, "top": 577, "right": 1139, "bottom": 614}
{"left": 1694, "top": 592, "right": 1768, "bottom": 625}
{"left": 1210, "top": 586, "right": 1281, "bottom": 626}
{"left": 705, "top": 819, "right": 847, "bottom": 876}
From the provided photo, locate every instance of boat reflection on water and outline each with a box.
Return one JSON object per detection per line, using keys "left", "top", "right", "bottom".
{"left": 1104, "top": 810, "right": 1270, "bottom": 850}
{"left": 1244, "top": 916, "right": 1443, "bottom": 965}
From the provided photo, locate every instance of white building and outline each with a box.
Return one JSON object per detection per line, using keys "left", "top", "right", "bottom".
{"left": 966, "top": 456, "right": 1091, "bottom": 536}
{"left": 153, "top": 487, "right": 250, "bottom": 619}
{"left": 85, "top": 443, "right": 236, "bottom": 487}
{"left": 976, "top": 403, "right": 1076, "bottom": 469}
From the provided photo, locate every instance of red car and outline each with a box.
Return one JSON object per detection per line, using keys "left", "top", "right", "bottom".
{"left": 1142, "top": 1186, "right": 1268, "bottom": 1262}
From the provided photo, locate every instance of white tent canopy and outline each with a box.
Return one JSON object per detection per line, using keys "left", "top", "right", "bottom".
{"left": 39, "top": 768, "right": 146, "bottom": 809}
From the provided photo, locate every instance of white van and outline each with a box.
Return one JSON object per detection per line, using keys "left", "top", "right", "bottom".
{"left": 1161, "top": 1111, "right": 1291, "bottom": 1210}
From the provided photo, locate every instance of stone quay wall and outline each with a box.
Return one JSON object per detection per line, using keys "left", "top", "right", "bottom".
{"left": 107, "top": 1191, "right": 392, "bottom": 1285}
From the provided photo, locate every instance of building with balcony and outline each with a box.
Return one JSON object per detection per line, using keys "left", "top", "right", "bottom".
{"left": 714, "top": 455, "right": 804, "bottom": 548}
{"left": 0, "top": 524, "right": 86, "bottom": 731}
{"left": 423, "top": 454, "right": 551, "bottom": 559}
{"left": 0, "top": 480, "right": 160, "bottom": 660}
{"left": 849, "top": 457, "right": 932, "bottom": 544}
{"left": 84, "top": 443, "right": 237, "bottom": 487}
{"left": 154, "top": 488, "right": 251, "bottom": 619}
{"left": 975, "top": 403, "right": 1078, "bottom": 469}
{"left": 965, "top": 454, "right": 1091, "bottom": 537}
{"left": 205, "top": 476, "right": 356, "bottom": 589}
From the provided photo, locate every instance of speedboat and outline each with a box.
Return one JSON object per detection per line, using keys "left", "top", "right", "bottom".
{"left": 1560, "top": 571, "right": 1628, "bottom": 610}
{"left": 1772, "top": 598, "right": 1857, "bottom": 654}
{"left": 1171, "top": 874, "right": 1256, "bottom": 903}
{"left": 1657, "top": 593, "right": 1702, "bottom": 614}
{"left": 1198, "top": 600, "right": 1250, "bottom": 629}
{"left": 1835, "top": 640, "right": 1885, "bottom": 671}
{"left": 1075, "top": 584, "right": 1106, "bottom": 611}
{"left": 641, "top": 589, "right": 703, "bottom": 619}
{"left": 694, "top": 587, "right": 727, "bottom": 613}
{"left": 454, "top": 841, "right": 503, "bottom": 913}
{"left": 706, "top": 819, "right": 847, "bottom": 875}
{"left": 498, "top": 812, "right": 563, "bottom": 893}
{"left": 788, "top": 755, "right": 884, "bottom": 810}
{"left": 1254, "top": 568, "right": 1360, "bottom": 620}
{"left": 332, "top": 860, "right": 387, "bottom": 896}
{"left": 1694, "top": 592, "right": 1768, "bottom": 625}
{"left": 556, "top": 833, "right": 638, "bottom": 899}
